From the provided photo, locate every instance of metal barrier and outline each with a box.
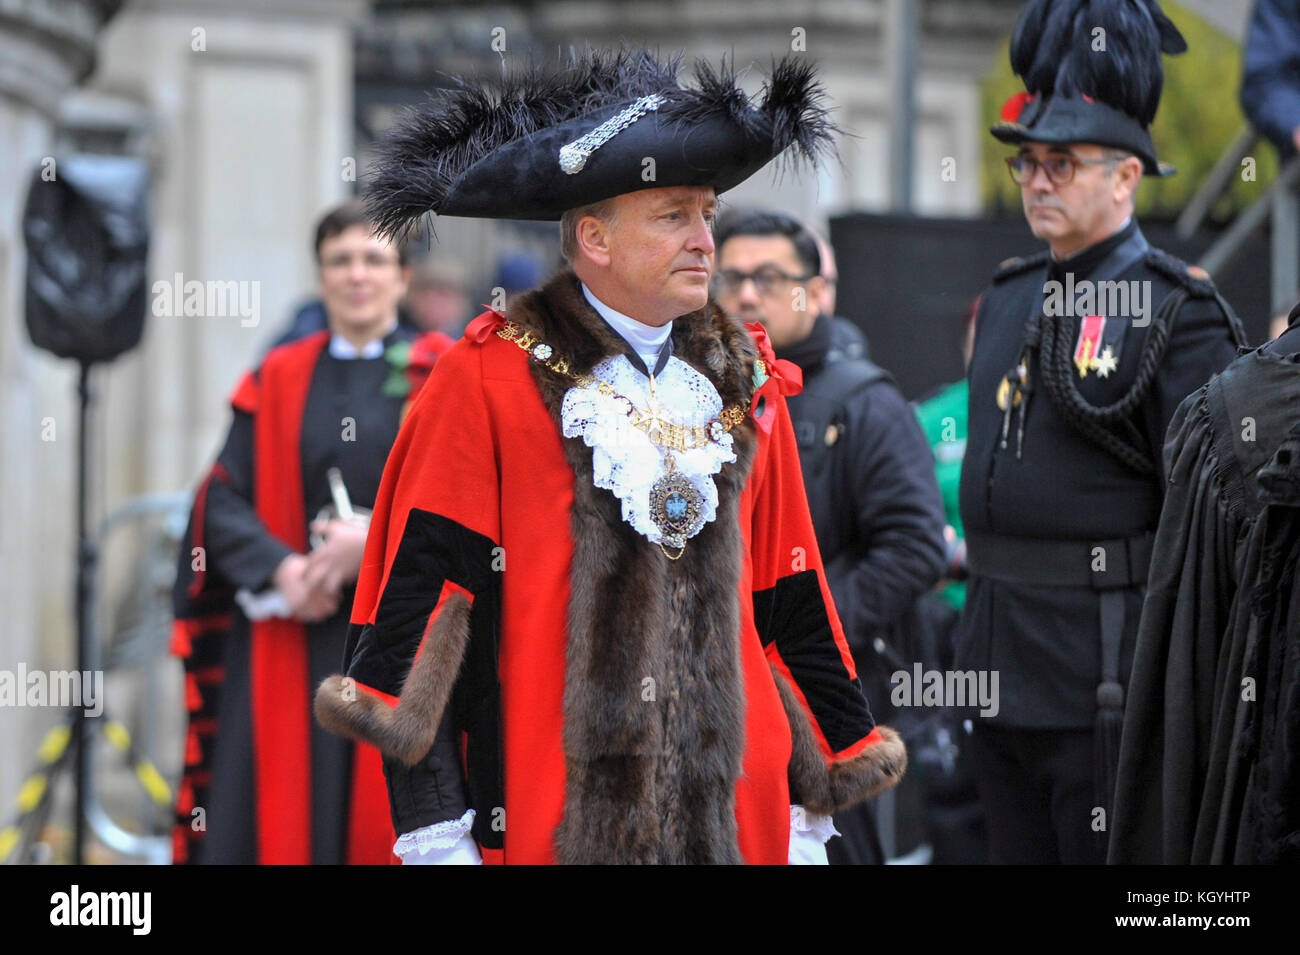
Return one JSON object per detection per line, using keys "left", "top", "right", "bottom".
{"left": 1, "top": 492, "right": 189, "bottom": 865}
{"left": 1179, "top": 125, "right": 1300, "bottom": 316}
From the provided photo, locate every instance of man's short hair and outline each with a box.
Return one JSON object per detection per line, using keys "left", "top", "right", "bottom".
{"left": 314, "top": 197, "right": 408, "bottom": 266}
{"left": 559, "top": 198, "right": 619, "bottom": 263}
{"left": 1099, "top": 147, "right": 1141, "bottom": 210}
{"left": 1097, "top": 146, "right": 1141, "bottom": 173}
{"left": 714, "top": 209, "right": 821, "bottom": 277}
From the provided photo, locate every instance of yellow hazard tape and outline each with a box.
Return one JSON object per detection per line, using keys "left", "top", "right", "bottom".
{"left": 36, "top": 725, "right": 70, "bottom": 764}
{"left": 104, "top": 720, "right": 131, "bottom": 751}
{"left": 0, "top": 826, "right": 19, "bottom": 863}
{"left": 134, "top": 762, "right": 171, "bottom": 805}
{"left": 16, "top": 774, "right": 47, "bottom": 813}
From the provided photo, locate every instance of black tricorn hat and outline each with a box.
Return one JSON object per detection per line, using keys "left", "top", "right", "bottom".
{"left": 990, "top": 0, "right": 1187, "bottom": 177}
{"left": 365, "top": 49, "right": 836, "bottom": 233}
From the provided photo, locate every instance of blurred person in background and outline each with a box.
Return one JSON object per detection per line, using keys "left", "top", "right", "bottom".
{"left": 1241, "top": 0, "right": 1300, "bottom": 159}
{"left": 715, "top": 208, "right": 946, "bottom": 864}
{"left": 916, "top": 297, "right": 979, "bottom": 616}
{"left": 169, "top": 198, "right": 444, "bottom": 864}
{"left": 269, "top": 203, "right": 421, "bottom": 350}
{"left": 811, "top": 227, "right": 869, "bottom": 361}
{"left": 405, "top": 256, "right": 470, "bottom": 342}
{"left": 908, "top": 296, "right": 988, "bottom": 864}
{"left": 491, "top": 249, "right": 544, "bottom": 309}
{"left": 1270, "top": 308, "right": 1293, "bottom": 340}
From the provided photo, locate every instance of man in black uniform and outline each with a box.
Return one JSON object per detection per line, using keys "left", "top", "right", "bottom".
{"left": 715, "top": 210, "right": 947, "bottom": 863}
{"left": 956, "top": 0, "right": 1246, "bottom": 864}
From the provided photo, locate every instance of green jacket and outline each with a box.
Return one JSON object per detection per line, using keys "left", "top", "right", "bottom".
{"left": 914, "top": 378, "right": 967, "bottom": 611}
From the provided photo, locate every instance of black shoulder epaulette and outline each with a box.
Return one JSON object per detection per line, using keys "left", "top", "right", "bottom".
{"left": 1144, "top": 248, "right": 1217, "bottom": 299}
{"left": 992, "top": 250, "right": 1049, "bottom": 283}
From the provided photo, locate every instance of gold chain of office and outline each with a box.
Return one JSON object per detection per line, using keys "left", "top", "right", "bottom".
{"left": 496, "top": 320, "right": 752, "bottom": 452}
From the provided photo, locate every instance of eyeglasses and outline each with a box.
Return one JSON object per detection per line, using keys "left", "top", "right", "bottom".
{"left": 1005, "top": 154, "right": 1118, "bottom": 186}
{"left": 713, "top": 267, "right": 814, "bottom": 298}
{"left": 321, "top": 251, "right": 403, "bottom": 272}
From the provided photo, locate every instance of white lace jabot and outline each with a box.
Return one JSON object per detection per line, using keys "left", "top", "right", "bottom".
{"left": 560, "top": 352, "right": 736, "bottom": 546}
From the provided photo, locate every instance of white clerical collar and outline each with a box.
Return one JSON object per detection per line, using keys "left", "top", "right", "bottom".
{"left": 581, "top": 282, "right": 672, "bottom": 373}
{"left": 329, "top": 320, "right": 397, "bottom": 359}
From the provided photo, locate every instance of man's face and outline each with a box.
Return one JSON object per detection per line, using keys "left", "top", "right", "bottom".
{"left": 407, "top": 282, "right": 467, "bottom": 334}
{"left": 580, "top": 186, "right": 717, "bottom": 326}
{"left": 1017, "top": 142, "right": 1135, "bottom": 254}
{"left": 318, "top": 224, "right": 409, "bottom": 336}
{"left": 715, "top": 234, "right": 823, "bottom": 350}
{"left": 816, "top": 237, "right": 838, "bottom": 317}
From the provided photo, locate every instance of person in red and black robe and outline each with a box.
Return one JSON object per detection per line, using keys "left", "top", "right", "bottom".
{"left": 170, "top": 199, "right": 448, "bottom": 864}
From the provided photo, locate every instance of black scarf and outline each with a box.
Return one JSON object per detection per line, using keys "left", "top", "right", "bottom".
{"left": 774, "top": 313, "right": 834, "bottom": 374}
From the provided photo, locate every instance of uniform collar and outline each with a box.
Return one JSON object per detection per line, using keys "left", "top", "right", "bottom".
{"left": 580, "top": 282, "right": 674, "bottom": 377}
{"left": 328, "top": 319, "right": 399, "bottom": 359}
{"left": 1048, "top": 216, "right": 1136, "bottom": 278}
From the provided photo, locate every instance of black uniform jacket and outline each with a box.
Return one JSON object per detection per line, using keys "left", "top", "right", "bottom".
{"left": 957, "top": 219, "right": 1242, "bottom": 728}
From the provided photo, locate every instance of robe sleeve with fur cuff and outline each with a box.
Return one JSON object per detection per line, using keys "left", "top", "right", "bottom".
{"left": 746, "top": 380, "right": 907, "bottom": 814}
{"left": 314, "top": 339, "right": 502, "bottom": 845}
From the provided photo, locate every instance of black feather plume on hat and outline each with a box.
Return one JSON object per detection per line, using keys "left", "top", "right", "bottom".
{"left": 1009, "top": 0, "right": 1186, "bottom": 127}
{"left": 762, "top": 56, "right": 838, "bottom": 167}
{"left": 364, "top": 49, "right": 837, "bottom": 235}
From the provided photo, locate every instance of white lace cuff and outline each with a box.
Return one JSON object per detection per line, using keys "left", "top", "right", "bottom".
{"left": 393, "top": 809, "right": 481, "bottom": 864}
{"left": 789, "top": 805, "right": 840, "bottom": 843}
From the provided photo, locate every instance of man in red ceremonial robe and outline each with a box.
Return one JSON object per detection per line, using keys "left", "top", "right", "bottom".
{"left": 172, "top": 200, "right": 447, "bottom": 863}
{"left": 315, "top": 51, "right": 907, "bottom": 864}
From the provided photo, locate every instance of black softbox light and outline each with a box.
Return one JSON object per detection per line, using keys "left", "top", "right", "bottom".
{"left": 22, "top": 154, "right": 150, "bottom": 364}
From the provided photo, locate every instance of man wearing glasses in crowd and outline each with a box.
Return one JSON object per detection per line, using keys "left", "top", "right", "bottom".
{"left": 714, "top": 210, "right": 947, "bottom": 864}
{"left": 955, "top": 0, "right": 1244, "bottom": 864}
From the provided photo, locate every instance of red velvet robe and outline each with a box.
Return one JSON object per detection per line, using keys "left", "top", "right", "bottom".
{"left": 327, "top": 274, "right": 899, "bottom": 864}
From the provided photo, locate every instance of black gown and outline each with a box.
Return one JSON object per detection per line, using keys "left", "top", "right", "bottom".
{"left": 192, "top": 328, "right": 413, "bottom": 864}
{"left": 1109, "top": 320, "right": 1300, "bottom": 863}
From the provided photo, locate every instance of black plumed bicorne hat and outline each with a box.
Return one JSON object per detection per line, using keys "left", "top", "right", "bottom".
{"left": 364, "top": 49, "right": 836, "bottom": 233}
{"left": 991, "top": 0, "right": 1187, "bottom": 176}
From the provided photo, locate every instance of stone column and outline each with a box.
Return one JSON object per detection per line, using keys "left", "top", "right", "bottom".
{"left": 0, "top": 0, "right": 369, "bottom": 851}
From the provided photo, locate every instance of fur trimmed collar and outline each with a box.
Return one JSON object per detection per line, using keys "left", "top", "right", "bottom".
{"left": 506, "top": 270, "right": 761, "bottom": 414}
